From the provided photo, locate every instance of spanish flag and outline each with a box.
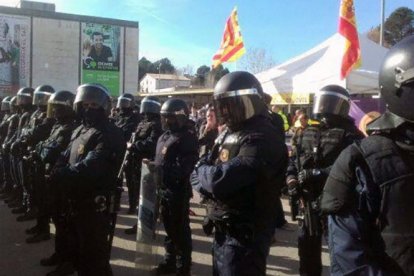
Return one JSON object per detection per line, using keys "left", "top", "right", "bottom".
{"left": 212, "top": 7, "right": 246, "bottom": 69}
{"left": 338, "top": 0, "right": 361, "bottom": 80}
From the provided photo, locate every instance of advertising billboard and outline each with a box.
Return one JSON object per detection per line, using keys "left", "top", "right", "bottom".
{"left": 81, "top": 22, "right": 121, "bottom": 96}
{"left": 0, "top": 14, "right": 30, "bottom": 94}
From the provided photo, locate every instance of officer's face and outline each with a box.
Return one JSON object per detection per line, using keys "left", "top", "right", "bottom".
{"left": 161, "top": 114, "right": 178, "bottom": 131}
{"left": 82, "top": 102, "right": 100, "bottom": 110}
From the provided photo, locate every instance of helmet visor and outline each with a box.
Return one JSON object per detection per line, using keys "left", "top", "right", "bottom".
{"left": 117, "top": 97, "right": 132, "bottom": 109}
{"left": 313, "top": 91, "right": 350, "bottom": 117}
{"left": 33, "top": 91, "right": 52, "bottom": 106}
{"left": 214, "top": 93, "right": 257, "bottom": 128}
{"left": 140, "top": 98, "right": 161, "bottom": 114}
{"left": 17, "top": 93, "right": 32, "bottom": 106}
{"left": 74, "top": 85, "right": 110, "bottom": 114}
{"left": 1, "top": 101, "right": 10, "bottom": 111}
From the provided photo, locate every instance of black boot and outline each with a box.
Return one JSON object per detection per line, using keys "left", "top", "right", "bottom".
{"left": 26, "top": 232, "right": 50, "bottom": 243}
{"left": 40, "top": 253, "right": 61, "bottom": 266}
{"left": 156, "top": 259, "right": 176, "bottom": 275}
{"left": 17, "top": 209, "right": 37, "bottom": 222}
{"left": 26, "top": 224, "right": 40, "bottom": 235}
{"left": 11, "top": 206, "right": 26, "bottom": 214}
{"left": 124, "top": 224, "right": 137, "bottom": 235}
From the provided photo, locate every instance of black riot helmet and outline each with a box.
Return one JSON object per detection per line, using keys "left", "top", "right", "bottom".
{"left": 1, "top": 96, "right": 12, "bottom": 112}
{"left": 74, "top": 84, "right": 111, "bottom": 126}
{"left": 33, "top": 85, "right": 55, "bottom": 107}
{"left": 116, "top": 93, "right": 134, "bottom": 109}
{"left": 10, "top": 96, "right": 18, "bottom": 114}
{"left": 47, "top": 90, "right": 75, "bottom": 120}
{"left": 16, "top": 87, "right": 34, "bottom": 107}
{"left": 160, "top": 98, "right": 189, "bottom": 131}
{"left": 312, "top": 85, "right": 350, "bottom": 119}
{"left": 213, "top": 71, "right": 267, "bottom": 130}
{"left": 379, "top": 35, "right": 414, "bottom": 122}
{"left": 74, "top": 83, "right": 111, "bottom": 115}
{"left": 140, "top": 96, "right": 161, "bottom": 114}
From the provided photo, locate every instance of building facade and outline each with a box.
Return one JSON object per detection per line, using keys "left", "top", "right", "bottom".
{"left": 0, "top": 1, "right": 139, "bottom": 97}
{"left": 139, "top": 73, "right": 191, "bottom": 93}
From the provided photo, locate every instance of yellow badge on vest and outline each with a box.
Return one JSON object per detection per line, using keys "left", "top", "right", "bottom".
{"left": 219, "top": 149, "right": 229, "bottom": 162}
{"left": 162, "top": 146, "right": 167, "bottom": 155}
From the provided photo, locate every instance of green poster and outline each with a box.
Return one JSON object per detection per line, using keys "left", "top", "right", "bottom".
{"left": 81, "top": 22, "right": 121, "bottom": 97}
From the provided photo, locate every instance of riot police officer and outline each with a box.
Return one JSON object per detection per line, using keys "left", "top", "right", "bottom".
{"left": 51, "top": 83, "right": 125, "bottom": 275}
{"left": 124, "top": 95, "right": 162, "bottom": 234}
{"left": 17, "top": 84, "right": 55, "bottom": 223}
{"left": 34, "top": 90, "right": 78, "bottom": 275}
{"left": 0, "top": 96, "right": 12, "bottom": 195}
{"left": 321, "top": 35, "right": 414, "bottom": 276}
{"left": 153, "top": 98, "right": 198, "bottom": 275}
{"left": 113, "top": 93, "right": 140, "bottom": 213}
{"left": 191, "top": 71, "right": 288, "bottom": 275}
{"left": 2, "top": 96, "right": 20, "bottom": 204}
{"left": 286, "top": 84, "right": 363, "bottom": 275}
{"left": 9, "top": 87, "right": 34, "bottom": 214}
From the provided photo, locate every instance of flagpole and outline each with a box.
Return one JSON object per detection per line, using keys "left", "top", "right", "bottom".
{"left": 380, "top": 0, "right": 385, "bottom": 46}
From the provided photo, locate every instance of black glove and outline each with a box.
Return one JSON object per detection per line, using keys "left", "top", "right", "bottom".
{"left": 195, "top": 154, "right": 210, "bottom": 170}
{"left": 298, "top": 169, "right": 321, "bottom": 184}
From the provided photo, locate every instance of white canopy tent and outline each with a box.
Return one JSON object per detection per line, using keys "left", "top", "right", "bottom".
{"left": 256, "top": 33, "right": 388, "bottom": 105}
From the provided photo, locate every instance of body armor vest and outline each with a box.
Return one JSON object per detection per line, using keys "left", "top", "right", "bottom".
{"left": 357, "top": 135, "right": 414, "bottom": 275}
{"left": 299, "top": 126, "right": 346, "bottom": 170}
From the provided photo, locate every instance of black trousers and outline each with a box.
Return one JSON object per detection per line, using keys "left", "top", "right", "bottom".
{"left": 72, "top": 208, "right": 112, "bottom": 276}
{"left": 125, "top": 162, "right": 141, "bottom": 209}
{"left": 160, "top": 196, "right": 192, "bottom": 270}
{"left": 212, "top": 226, "right": 274, "bottom": 276}
{"left": 298, "top": 221, "right": 323, "bottom": 276}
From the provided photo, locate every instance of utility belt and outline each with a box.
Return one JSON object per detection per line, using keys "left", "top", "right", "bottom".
{"left": 203, "top": 214, "right": 255, "bottom": 243}
{"left": 69, "top": 188, "right": 122, "bottom": 214}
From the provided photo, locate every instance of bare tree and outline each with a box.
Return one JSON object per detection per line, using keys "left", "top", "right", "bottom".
{"left": 239, "top": 47, "right": 277, "bottom": 74}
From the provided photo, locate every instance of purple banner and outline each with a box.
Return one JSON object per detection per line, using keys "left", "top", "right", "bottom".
{"left": 350, "top": 98, "right": 385, "bottom": 136}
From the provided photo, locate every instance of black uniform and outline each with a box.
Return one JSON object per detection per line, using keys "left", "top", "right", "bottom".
{"left": 193, "top": 116, "right": 287, "bottom": 276}
{"left": 128, "top": 116, "right": 162, "bottom": 207}
{"left": 321, "top": 35, "right": 414, "bottom": 276}
{"left": 113, "top": 109, "right": 140, "bottom": 210}
{"left": 54, "top": 120, "right": 125, "bottom": 275}
{"left": 286, "top": 117, "right": 363, "bottom": 275}
{"left": 35, "top": 120, "right": 77, "bottom": 248}
{"left": 154, "top": 123, "right": 198, "bottom": 274}
{"left": 2, "top": 112, "right": 20, "bottom": 192}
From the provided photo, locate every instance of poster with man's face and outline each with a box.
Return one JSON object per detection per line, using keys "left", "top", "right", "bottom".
{"left": 81, "top": 22, "right": 121, "bottom": 96}
{"left": 0, "top": 14, "right": 30, "bottom": 95}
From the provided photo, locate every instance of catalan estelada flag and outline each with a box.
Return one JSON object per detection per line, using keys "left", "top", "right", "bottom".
{"left": 338, "top": 0, "right": 361, "bottom": 80}
{"left": 212, "top": 7, "right": 246, "bottom": 69}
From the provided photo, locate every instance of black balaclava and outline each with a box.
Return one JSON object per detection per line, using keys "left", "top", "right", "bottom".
{"left": 83, "top": 107, "right": 106, "bottom": 127}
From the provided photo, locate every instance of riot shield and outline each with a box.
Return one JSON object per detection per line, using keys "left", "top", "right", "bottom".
{"left": 135, "top": 161, "right": 162, "bottom": 274}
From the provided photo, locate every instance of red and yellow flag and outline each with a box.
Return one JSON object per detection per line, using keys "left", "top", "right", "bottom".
{"left": 338, "top": 0, "right": 361, "bottom": 80}
{"left": 212, "top": 7, "right": 246, "bottom": 69}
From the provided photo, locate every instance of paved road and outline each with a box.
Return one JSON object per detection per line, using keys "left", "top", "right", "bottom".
{"left": 0, "top": 192, "right": 329, "bottom": 276}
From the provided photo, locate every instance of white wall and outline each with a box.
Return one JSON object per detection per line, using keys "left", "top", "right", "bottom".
{"left": 32, "top": 18, "right": 79, "bottom": 91}
{"left": 124, "top": 27, "right": 138, "bottom": 95}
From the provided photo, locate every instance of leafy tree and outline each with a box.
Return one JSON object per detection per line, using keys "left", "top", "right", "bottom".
{"left": 206, "top": 64, "right": 229, "bottom": 88}
{"left": 193, "top": 65, "right": 210, "bottom": 86}
{"left": 152, "top": 58, "right": 175, "bottom": 74}
{"left": 138, "top": 57, "right": 152, "bottom": 81}
{"left": 368, "top": 7, "right": 414, "bottom": 47}
{"left": 138, "top": 57, "right": 176, "bottom": 81}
